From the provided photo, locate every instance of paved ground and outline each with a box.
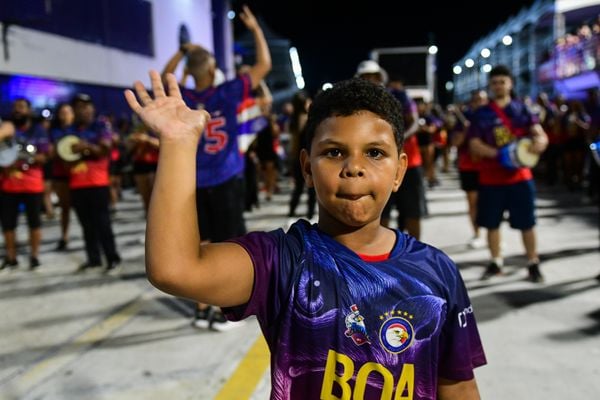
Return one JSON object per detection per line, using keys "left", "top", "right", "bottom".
{"left": 1, "top": 171, "right": 599, "bottom": 399}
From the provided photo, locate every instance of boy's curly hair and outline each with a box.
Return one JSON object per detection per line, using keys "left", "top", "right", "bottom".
{"left": 304, "top": 79, "right": 404, "bottom": 152}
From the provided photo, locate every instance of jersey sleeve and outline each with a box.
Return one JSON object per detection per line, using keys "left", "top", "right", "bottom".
{"left": 222, "top": 228, "right": 301, "bottom": 328}
{"left": 465, "top": 113, "right": 482, "bottom": 144}
{"left": 436, "top": 254, "right": 487, "bottom": 381}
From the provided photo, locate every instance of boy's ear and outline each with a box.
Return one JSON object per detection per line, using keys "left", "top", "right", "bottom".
{"left": 300, "top": 149, "right": 314, "bottom": 187}
{"left": 392, "top": 152, "right": 408, "bottom": 192}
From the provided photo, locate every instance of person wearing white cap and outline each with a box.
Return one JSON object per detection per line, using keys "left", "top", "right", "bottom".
{"left": 355, "top": 60, "right": 388, "bottom": 86}
{"left": 356, "top": 60, "right": 427, "bottom": 240}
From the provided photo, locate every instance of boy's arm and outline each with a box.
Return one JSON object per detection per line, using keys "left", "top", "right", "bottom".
{"left": 438, "top": 378, "right": 480, "bottom": 400}
{"left": 161, "top": 43, "right": 199, "bottom": 81}
{"left": 125, "top": 71, "right": 255, "bottom": 307}
{"left": 239, "top": 5, "right": 272, "bottom": 89}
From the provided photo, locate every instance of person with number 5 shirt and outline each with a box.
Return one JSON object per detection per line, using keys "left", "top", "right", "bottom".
{"left": 161, "top": 5, "right": 271, "bottom": 329}
{"left": 467, "top": 65, "right": 548, "bottom": 282}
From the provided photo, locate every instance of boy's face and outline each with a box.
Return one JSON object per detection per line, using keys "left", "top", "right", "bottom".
{"left": 489, "top": 75, "right": 512, "bottom": 98}
{"left": 301, "top": 111, "right": 407, "bottom": 228}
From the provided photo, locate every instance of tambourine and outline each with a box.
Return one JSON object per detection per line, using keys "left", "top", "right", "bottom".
{"left": 497, "top": 138, "right": 540, "bottom": 170}
{"left": 0, "top": 139, "right": 18, "bottom": 167}
{"left": 590, "top": 139, "right": 600, "bottom": 167}
{"left": 56, "top": 135, "right": 82, "bottom": 162}
{"left": 0, "top": 139, "right": 37, "bottom": 168}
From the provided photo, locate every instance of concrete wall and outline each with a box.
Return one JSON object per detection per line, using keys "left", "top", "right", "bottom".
{"left": 0, "top": 0, "right": 213, "bottom": 87}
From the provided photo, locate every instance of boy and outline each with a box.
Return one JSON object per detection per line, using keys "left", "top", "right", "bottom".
{"left": 161, "top": 5, "right": 271, "bottom": 328}
{"left": 125, "top": 72, "right": 486, "bottom": 399}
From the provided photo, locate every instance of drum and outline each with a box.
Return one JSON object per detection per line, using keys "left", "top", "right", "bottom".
{"left": 0, "top": 139, "right": 18, "bottom": 167}
{"left": 0, "top": 139, "right": 37, "bottom": 168}
{"left": 56, "top": 135, "right": 82, "bottom": 162}
{"left": 497, "top": 138, "right": 540, "bottom": 170}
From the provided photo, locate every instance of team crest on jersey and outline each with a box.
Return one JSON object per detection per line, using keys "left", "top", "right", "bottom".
{"left": 378, "top": 310, "right": 415, "bottom": 354}
{"left": 344, "top": 304, "right": 371, "bottom": 346}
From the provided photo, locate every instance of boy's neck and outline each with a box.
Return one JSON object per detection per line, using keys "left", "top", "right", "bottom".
{"left": 317, "top": 217, "right": 396, "bottom": 255}
{"left": 194, "top": 76, "right": 214, "bottom": 92}
{"left": 494, "top": 95, "right": 511, "bottom": 108}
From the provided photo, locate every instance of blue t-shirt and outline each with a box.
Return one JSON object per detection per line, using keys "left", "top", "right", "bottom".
{"left": 225, "top": 220, "right": 486, "bottom": 400}
{"left": 181, "top": 75, "right": 251, "bottom": 188}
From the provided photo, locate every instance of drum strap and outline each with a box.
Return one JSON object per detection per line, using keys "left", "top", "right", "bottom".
{"left": 489, "top": 101, "right": 517, "bottom": 136}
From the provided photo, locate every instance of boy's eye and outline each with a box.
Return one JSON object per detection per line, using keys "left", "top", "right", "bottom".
{"left": 367, "top": 149, "right": 384, "bottom": 158}
{"left": 325, "top": 148, "right": 342, "bottom": 157}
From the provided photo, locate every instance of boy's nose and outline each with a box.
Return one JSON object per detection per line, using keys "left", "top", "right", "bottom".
{"left": 343, "top": 158, "right": 365, "bottom": 177}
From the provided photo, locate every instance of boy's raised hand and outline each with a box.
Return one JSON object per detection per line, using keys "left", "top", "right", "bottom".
{"left": 239, "top": 5, "right": 259, "bottom": 32}
{"left": 125, "top": 70, "right": 209, "bottom": 144}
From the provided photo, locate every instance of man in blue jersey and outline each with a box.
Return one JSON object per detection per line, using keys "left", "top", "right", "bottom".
{"left": 126, "top": 73, "right": 486, "bottom": 399}
{"left": 161, "top": 5, "right": 271, "bottom": 329}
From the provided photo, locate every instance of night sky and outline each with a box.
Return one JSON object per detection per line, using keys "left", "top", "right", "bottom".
{"left": 232, "top": 0, "right": 536, "bottom": 103}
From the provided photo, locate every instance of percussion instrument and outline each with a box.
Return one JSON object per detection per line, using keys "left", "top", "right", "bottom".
{"left": 0, "top": 138, "right": 37, "bottom": 168}
{"left": 56, "top": 135, "right": 82, "bottom": 162}
{"left": 497, "top": 137, "right": 540, "bottom": 170}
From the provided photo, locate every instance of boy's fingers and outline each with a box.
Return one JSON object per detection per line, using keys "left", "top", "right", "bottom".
{"left": 134, "top": 81, "right": 152, "bottom": 106}
{"left": 166, "top": 73, "right": 182, "bottom": 99}
{"left": 124, "top": 89, "right": 143, "bottom": 114}
{"left": 149, "top": 70, "right": 165, "bottom": 98}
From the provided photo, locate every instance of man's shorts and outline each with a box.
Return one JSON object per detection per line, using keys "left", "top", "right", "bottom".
{"left": 477, "top": 180, "right": 536, "bottom": 230}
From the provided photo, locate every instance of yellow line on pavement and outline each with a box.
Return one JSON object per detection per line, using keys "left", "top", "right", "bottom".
{"left": 214, "top": 334, "right": 270, "bottom": 399}
{"left": 12, "top": 297, "right": 144, "bottom": 393}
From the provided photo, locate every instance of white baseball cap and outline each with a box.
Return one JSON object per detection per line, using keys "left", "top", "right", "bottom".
{"left": 356, "top": 60, "right": 382, "bottom": 75}
{"left": 355, "top": 60, "right": 388, "bottom": 85}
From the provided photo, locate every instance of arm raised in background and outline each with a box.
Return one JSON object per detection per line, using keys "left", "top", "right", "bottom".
{"left": 124, "top": 70, "right": 255, "bottom": 307}
{"left": 161, "top": 43, "right": 201, "bottom": 82}
{"left": 238, "top": 5, "right": 272, "bottom": 89}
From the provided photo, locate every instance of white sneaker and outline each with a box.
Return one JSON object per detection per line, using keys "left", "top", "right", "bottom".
{"left": 192, "top": 307, "right": 211, "bottom": 329}
{"left": 209, "top": 309, "right": 246, "bottom": 332}
{"left": 468, "top": 236, "right": 486, "bottom": 249}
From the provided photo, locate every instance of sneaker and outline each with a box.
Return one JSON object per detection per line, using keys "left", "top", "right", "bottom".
{"left": 192, "top": 307, "right": 211, "bottom": 329}
{"left": 104, "top": 260, "right": 122, "bottom": 275}
{"left": 527, "top": 263, "right": 544, "bottom": 283}
{"left": 76, "top": 262, "right": 102, "bottom": 272}
{"left": 56, "top": 239, "right": 67, "bottom": 251}
{"left": 0, "top": 258, "right": 18, "bottom": 271}
{"left": 468, "top": 236, "right": 485, "bottom": 249}
{"left": 29, "top": 257, "right": 40, "bottom": 270}
{"left": 480, "top": 262, "right": 502, "bottom": 280}
{"left": 208, "top": 309, "right": 246, "bottom": 332}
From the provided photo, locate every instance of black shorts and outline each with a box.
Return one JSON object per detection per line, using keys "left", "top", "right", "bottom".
{"left": 132, "top": 162, "right": 157, "bottom": 175}
{"left": 382, "top": 166, "right": 428, "bottom": 220}
{"left": 417, "top": 131, "right": 432, "bottom": 147}
{"left": 0, "top": 192, "right": 43, "bottom": 230}
{"left": 459, "top": 170, "right": 480, "bottom": 192}
{"left": 196, "top": 175, "right": 246, "bottom": 242}
{"left": 477, "top": 180, "right": 536, "bottom": 230}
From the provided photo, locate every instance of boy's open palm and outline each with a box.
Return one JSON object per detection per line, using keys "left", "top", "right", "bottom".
{"left": 125, "top": 70, "right": 209, "bottom": 144}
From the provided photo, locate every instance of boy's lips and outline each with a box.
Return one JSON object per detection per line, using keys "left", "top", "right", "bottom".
{"left": 337, "top": 193, "right": 368, "bottom": 201}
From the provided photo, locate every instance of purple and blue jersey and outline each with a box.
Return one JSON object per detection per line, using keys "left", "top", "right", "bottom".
{"left": 181, "top": 75, "right": 252, "bottom": 188}
{"left": 467, "top": 100, "right": 537, "bottom": 185}
{"left": 225, "top": 221, "right": 486, "bottom": 400}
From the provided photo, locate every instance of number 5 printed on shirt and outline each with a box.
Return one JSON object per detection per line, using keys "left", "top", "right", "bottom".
{"left": 203, "top": 117, "right": 228, "bottom": 154}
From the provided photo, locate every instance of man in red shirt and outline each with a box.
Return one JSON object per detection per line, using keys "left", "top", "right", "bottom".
{"left": 468, "top": 65, "right": 548, "bottom": 282}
